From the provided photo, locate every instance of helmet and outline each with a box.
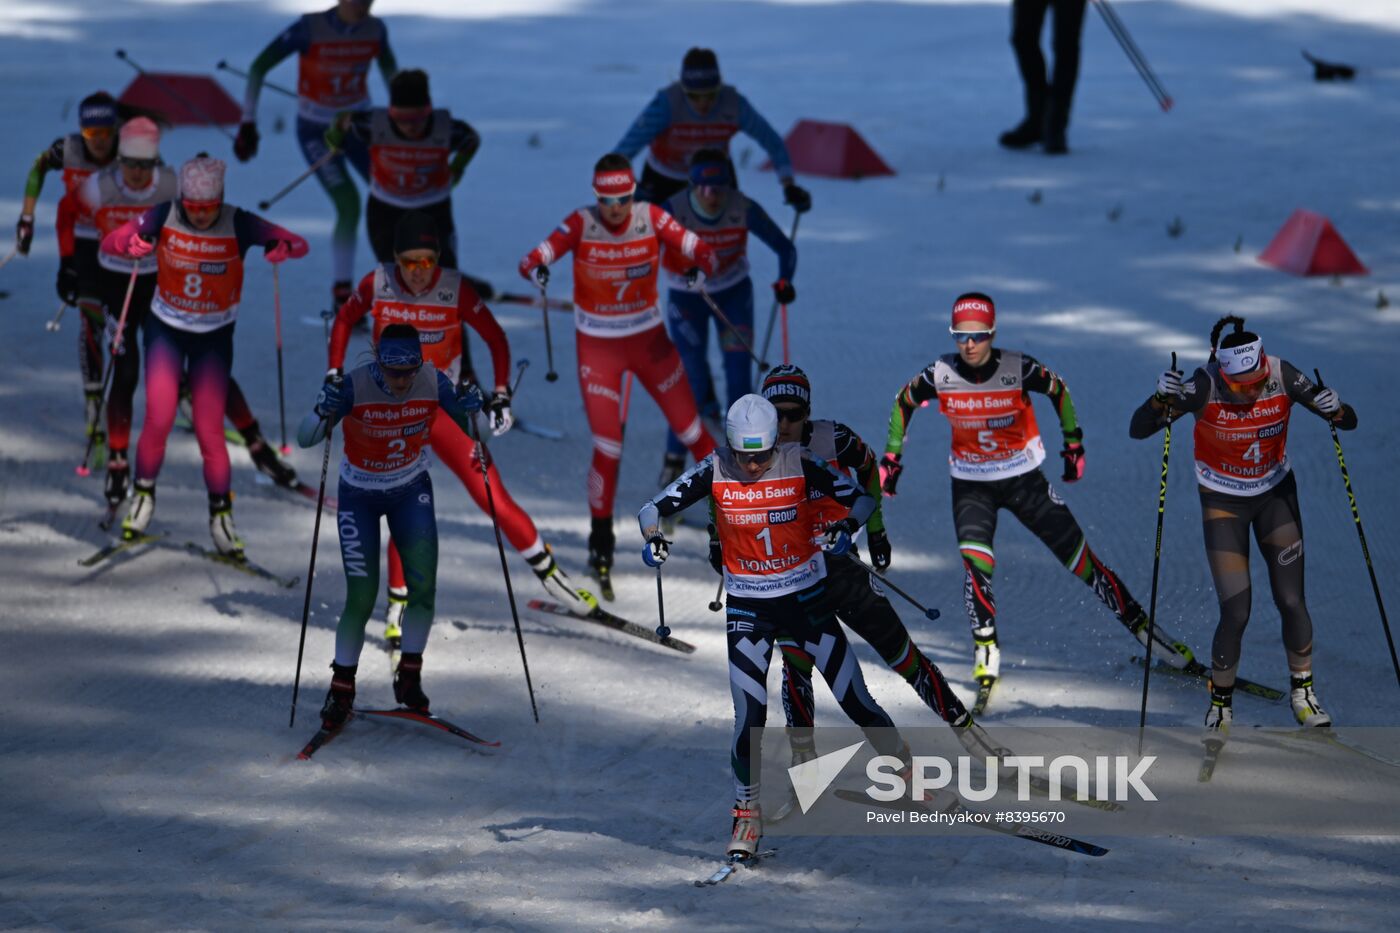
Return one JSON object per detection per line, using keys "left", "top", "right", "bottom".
{"left": 726, "top": 394, "right": 778, "bottom": 453}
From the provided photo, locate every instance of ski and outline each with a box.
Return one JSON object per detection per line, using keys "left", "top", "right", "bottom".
{"left": 514, "top": 418, "right": 564, "bottom": 441}
{"left": 181, "top": 542, "right": 300, "bottom": 588}
{"left": 1132, "top": 657, "right": 1284, "bottom": 702}
{"left": 1252, "top": 728, "right": 1400, "bottom": 770}
{"left": 834, "top": 789, "right": 1108, "bottom": 857}
{"left": 78, "top": 531, "right": 168, "bottom": 567}
{"left": 527, "top": 598, "right": 696, "bottom": 654}
{"left": 297, "top": 725, "right": 344, "bottom": 760}
{"left": 353, "top": 707, "right": 501, "bottom": 747}
{"left": 252, "top": 473, "right": 337, "bottom": 509}
{"left": 972, "top": 677, "right": 995, "bottom": 715}
{"left": 694, "top": 849, "right": 777, "bottom": 887}
{"left": 1198, "top": 738, "right": 1225, "bottom": 782}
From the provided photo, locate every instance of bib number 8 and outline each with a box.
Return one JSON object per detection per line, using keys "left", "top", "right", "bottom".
{"left": 183, "top": 273, "right": 203, "bottom": 299}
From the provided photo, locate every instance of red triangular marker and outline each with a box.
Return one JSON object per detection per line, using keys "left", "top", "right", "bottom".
{"left": 762, "top": 120, "right": 894, "bottom": 179}
{"left": 1258, "top": 209, "right": 1368, "bottom": 277}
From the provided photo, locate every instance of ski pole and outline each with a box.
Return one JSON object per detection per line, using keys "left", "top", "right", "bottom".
{"left": 215, "top": 60, "right": 296, "bottom": 100}
{"left": 538, "top": 277, "right": 558, "bottom": 382}
{"left": 77, "top": 263, "right": 142, "bottom": 476}
{"left": 1091, "top": 0, "right": 1173, "bottom": 112}
{"left": 510, "top": 358, "right": 529, "bottom": 396}
{"left": 842, "top": 550, "right": 941, "bottom": 622}
{"left": 757, "top": 212, "right": 800, "bottom": 374}
{"left": 653, "top": 543, "right": 671, "bottom": 640}
{"left": 272, "top": 264, "right": 289, "bottom": 453}
{"left": 475, "top": 426, "right": 541, "bottom": 722}
{"left": 0, "top": 246, "right": 18, "bottom": 272}
{"left": 114, "top": 50, "right": 238, "bottom": 140}
{"left": 1138, "top": 352, "right": 1178, "bottom": 740}
{"left": 708, "top": 576, "right": 724, "bottom": 613}
{"left": 1315, "top": 369, "right": 1399, "bottom": 691}
{"left": 45, "top": 301, "right": 68, "bottom": 332}
{"left": 697, "top": 286, "right": 764, "bottom": 370}
{"left": 289, "top": 415, "right": 335, "bottom": 727}
{"left": 780, "top": 300, "right": 790, "bottom": 365}
{"left": 258, "top": 148, "right": 339, "bottom": 211}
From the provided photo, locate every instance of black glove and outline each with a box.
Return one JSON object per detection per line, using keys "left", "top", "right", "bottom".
{"left": 56, "top": 256, "right": 79, "bottom": 306}
{"left": 16, "top": 214, "right": 34, "bottom": 255}
{"left": 233, "top": 122, "right": 259, "bottom": 162}
{"left": 314, "top": 369, "right": 347, "bottom": 419}
{"left": 783, "top": 182, "right": 812, "bottom": 214}
{"left": 868, "top": 529, "right": 892, "bottom": 570}
{"left": 879, "top": 453, "right": 903, "bottom": 497}
{"left": 484, "top": 390, "right": 513, "bottom": 435}
{"left": 772, "top": 279, "right": 796, "bottom": 304}
{"left": 531, "top": 264, "right": 550, "bottom": 288}
{"left": 683, "top": 266, "right": 704, "bottom": 290}
{"left": 707, "top": 523, "right": 723, "bottom": 575}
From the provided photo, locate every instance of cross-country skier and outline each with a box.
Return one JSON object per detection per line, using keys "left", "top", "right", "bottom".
{"left": 105, "top": 156, "right": 309, "bottom": 555}
{"left": 330, "top": 211, "right": 596, "bottom": 654}
{"left": 297, "top": 323, "right": 483, "bottom": 730}
{"left": 881, "top": 292, "right": 1195, "bottom": 704}
{"left": 638, "top": 394, "right": 907, "bottom": 859}
{"left": 77, "top": 117, "right": 178, "bottom": 511}
{"left": 656, "top": 149, "right": 797, "bottom": 489}
{"left": 233, "top": 0, "right": 397, "bottom": 308}
{"left": 613, "top": 47, "right": 812, "bottom": 212}
{"left": 517, "top": 154, "right": 719, "bottom": 598}
{"left": 15, "top": 91, "right": 121, "bottom": 436}
{"left": 1129, "top": 315, "right": 1358, "bottom": 737}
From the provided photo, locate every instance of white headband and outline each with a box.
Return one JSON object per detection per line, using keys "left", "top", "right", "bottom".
{"left": 1217, "top": 338, "right": 1264, "bottom": 377}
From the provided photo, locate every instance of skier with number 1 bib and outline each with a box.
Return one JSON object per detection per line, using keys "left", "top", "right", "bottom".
{"left": 882, "top": 293, "right": 1195, "bottom": 707}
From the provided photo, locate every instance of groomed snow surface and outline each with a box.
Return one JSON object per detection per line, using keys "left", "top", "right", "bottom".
{"left": 2, "top": 1, "right": 1398, "bottom": 929}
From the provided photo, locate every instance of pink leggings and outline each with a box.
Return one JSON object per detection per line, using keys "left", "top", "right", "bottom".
{"left": 136, "top": 315, "right": 234, "bottom": 496}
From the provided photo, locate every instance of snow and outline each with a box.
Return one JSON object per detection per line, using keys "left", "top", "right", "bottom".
{"left": 2, "top": 1, "right": 1399, "bottom": 929}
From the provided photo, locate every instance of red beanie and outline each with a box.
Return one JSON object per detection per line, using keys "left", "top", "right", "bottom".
{"left": 951, "top": 293, "right": 995, "bottom": 331}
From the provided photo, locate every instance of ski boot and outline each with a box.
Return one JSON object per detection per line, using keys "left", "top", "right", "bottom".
{"left": 951, "top": 712, "right": 1011, "bottom": 762}
{"left": 1204, "top": 681, "right": 1234, "bottom": 739}
{"left": 208, "top": 494, "right": 245, "bottom": 558}
{"left": 588, "top": 517, "right": 616, "bottom": 601}
{"left": 728, "top": 800, "right": 762, "bottom": 860}
{"left": 83, "top": 386, "right": 102, "bottom": 434}
{"left": 384, "top": 587, "right": 407, "bottom": 649}
{"left": 528, "top": 545, "right": 598, "bottom": 618}
{"left": 394, "top": 652, "right": 430, "bottom": 713}
{"left": 104, "top": 450, "right": 130, "bottom": 508}
{"left": 243, "top": 424, "right": 299, "bottom": 488}
{"left": 972, "top": 627, "right": 1000, "bottom": 683}
{"left": 1125, "top": 608, "right": 1194, "bottom": 670}
{"left": 1290, "top": 671, "right": 1331, "bottom": 727}
{"left": 320, "top": 662, "right": 357, "bottom": 730}
{"left": 121, "top": 480, "right": 156, "bottom": 540}
{"left": 998, "top": 116, "right": 1042, "bottom": 150}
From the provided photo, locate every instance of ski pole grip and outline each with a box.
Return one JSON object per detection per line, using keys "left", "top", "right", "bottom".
{"left": 1313, "top": 367, "right": 1325, "bottom": 388}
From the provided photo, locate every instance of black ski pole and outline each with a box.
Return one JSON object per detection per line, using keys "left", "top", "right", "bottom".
{"left": 1315, "top": 369, "right": 1399, "bottom": 690}
{"left": 1091, "top": 0, "right": 1173, "bottom": 111}
{"left": 842, "top": 550, "right": 941, "bottom": 622}
{"left": 77, "top": 263, "right": 142, "bottom": 478}
{"left": 757, "top": 212, "right": 800, "bottom": 375}
{"left": 289, "top": 416, "right": 335, "bottom": 727}
{"left": 652, "top": 541, "right": 671, "bottom": 639}
{"left": 45, "top": 301, "right": 67, "bottom": 332}
{"left": 476, "top": 425, "right": 541, "bottom": 722}
{"left": 215, "top": 60, "right": 297, "bottom": 100}
{"left": 537, "top": 276, "right": 558, "bottom": 382}
{"left": 1138, "top": 352, "right": 1177, "bottom": 740}
{"left": 259, "top": 149, "right": 339, "bottom": 211}
{"left": 115, "top": 49, "right": 238, "bottom": 140}
{"left": 708, "top": 577, "right": 724, "bottom": 613}
{"left": 272, "top": 263, "right": 289, "bottom": 452}
{"left": 697, "top": 286, "right": 765, "bottom": 369}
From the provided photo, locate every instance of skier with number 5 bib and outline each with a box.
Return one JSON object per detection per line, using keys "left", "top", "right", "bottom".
{"left": 882, "top": 293, "right": 1195, "bottom": 707}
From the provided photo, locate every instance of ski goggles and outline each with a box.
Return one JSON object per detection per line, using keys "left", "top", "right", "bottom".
{"left": 182, "top": 197, "right": 220, "bottom": 213}
{"left": 396, "top": 253, "right": 437, "bottom": 273}
{"left": 773, "top": 405, "right": 809, "bottom": 424}
{"left": 1220, "top": 357, "right": 1270, "bottom": 390}
{"left": 81, "top": 125, "right": 115, "bottom": 141}
{"left": 120, "top": 157, "right": 157, "bottom": 170}
{"left": 735, "top": 448, "right": 776, "bottom": 466}
{"left": 596, "top": 193, "right": 634, "bottom": 207}
{"left": 951, "top": 329, "right": 995, "bottom": 345}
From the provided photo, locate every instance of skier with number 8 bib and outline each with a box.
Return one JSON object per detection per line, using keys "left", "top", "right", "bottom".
{"left": 1129, "top": 315, "right": 1358, "bottom": 737}
{"left": 882, "top": 293, "right": 1195, "bottom": 707}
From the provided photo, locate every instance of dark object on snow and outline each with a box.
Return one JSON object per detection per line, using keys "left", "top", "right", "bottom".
{"left": 1108, "top": 204, "right": 1122, "bottom": 221}
{"left": 1303, "top": 51, "right": 1355, "bottom": 82}
{"left": 1167, "top": 217, "right": 1184, "bottom": 238}
{"left": 1028, "top": 189, "right": 1043, "bottom": 204}
{"left": 1233, "top": 235, "right": 1243, "bottom": 253}
{"left": 1378, "top": 291, "right": 1389, "bottom": 310}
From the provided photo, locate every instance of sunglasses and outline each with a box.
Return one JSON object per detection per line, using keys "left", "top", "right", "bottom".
{"left": 120, "top": 157, "right": 157, "bottom": 170}
{"left": 396, "top": 254, "right": 437, "bottom": 272}
{"left": 951, "top": 330, "right": 994, "bottom": 345}
{"left": 388, "top": 106, "right": 432, "bottom": 123}
{"left": 735, "top": 449, "right": 775, "bottom": 466}
{"left": 81, "top": 126, "right": 114, "bottom": 141}
{"left": 597, "top": 194, "right": 634, "bottom": 207}
{"left": 773, "top": 406, "right": 808, "bottom": 424}
{"left": 182, "top": 198, "right": 220, "bottom": 212}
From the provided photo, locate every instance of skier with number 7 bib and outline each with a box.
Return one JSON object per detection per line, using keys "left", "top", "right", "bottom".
{"left": 881, "top": 293, "right": 1195, "bottom": 706}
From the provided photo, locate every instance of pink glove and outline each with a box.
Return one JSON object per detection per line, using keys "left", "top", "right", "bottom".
{"left": 264, "top": 240, "right": 291, "bottom": 264}
{"left": 127, "top": 233, "right": 154, "bottom": 258}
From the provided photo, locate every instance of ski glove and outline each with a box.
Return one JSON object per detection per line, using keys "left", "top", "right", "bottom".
{"left": 233, "top": 122, "right": 259, "bottom": 162}
{"left": 485, "top": 390, "right": 513, "bottom": 436}
{"left": 879, "top": 453, "right": 903, "bottom": 497}
{"left": 707, "top": 524, "right": 724, "bottom": 575}
{"left": 127, "top": 232, "right": 154, "bottom": 258}
{"left": 868, "top": 529, "right": 892, "bottom": 570}
{"left": 529, "top": 264, "right": 550, "bottom": 288}
{"left": 1155, "top": 369, "right": 1184, "bottom": 402}
{"left": 315, "top": 369, "right": 349, "bottom": 419}
{"left": 264, "top": 240, "right": 292, "bottom": 264}
{"left": 642, "top": 535, "right": 670, "bottom": 568}
{"left": 56, "top": 256, "right": 79, "bottom": 305}
{"left": 683, "top": 266, "right": 704, "bottom": 290}
{"left": 1312, "top": 387, "right": 1342, "bottom": 416}
{"left": 1061, "top": 441, "right": 1085, "bottom": 483}
{"left": 16, "top": 214, "right": 34, "bottom": 255}
{"left": 772, "top": 279, "right": 796, "bottom": 304}
{"left": 824, "top": 518, "right": 859, "bottom": 556}
{"left": 783, "top": 182, "right": 812, "bottom": 214}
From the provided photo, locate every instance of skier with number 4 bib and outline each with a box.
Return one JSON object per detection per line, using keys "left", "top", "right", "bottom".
{"left": 882, "top": 293, "right": 1195, "bottom": 707}
{"left": 1129, "top": 315, "right": 1358, "bottom": 738}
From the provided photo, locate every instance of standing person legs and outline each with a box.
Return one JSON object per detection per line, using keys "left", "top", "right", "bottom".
{"left": 1003, "top": 0, "right": 1052, "bottom": 147}
{"left": 99, "top": 268, "right": 155, "bottom": 506}
{"left": 384, "top": 474, "right": 439, "bottom": 711}
{"left": 322, "top": 479, "right": 386, "bottom": 727}
{"left": 1251, "top": 475, "right": 1313, "bottom": 674}
{"left": 575, "top": 331, "right": 629, "bottom": 567}
{"left": 184, "top": 324, "right": 235, "bottom": 498}
{"left": 1044, "top": 0, "right": 1089, "bottom": 149}
{"left": 951, "top": 477, "right": 1003, "bottom": 678}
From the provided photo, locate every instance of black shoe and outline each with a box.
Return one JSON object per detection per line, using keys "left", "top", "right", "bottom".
{"left": 245, "top": 430, "right": 298, "bottom": 487}
{"left": 393, "top": 653, "right": 430, "bottom": 712}
{"left": 105, "top": 451, "right": 130, "bottom": 507}
{"left": 1043, "top": 128, "right": 1069, "bottom": 155}
{"left": 321, "top": 662, "right": 357, "bottom": 729}
{"left": 998, "top": 118, "right": 1042, "bottom": 150}
{"left": 587, "top": 517, "right": 616, "bottom": 596}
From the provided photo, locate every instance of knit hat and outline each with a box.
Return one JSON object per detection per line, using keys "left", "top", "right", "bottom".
{"left": 79, "top": 92, "right": 119, "bottom": 129}
{"left": 390, "top": 69, "right": 431, "bottom": 109}
{"left": 726, "top": 394, "right": 778, "bottom": 453}
{"left": 680, "top": 48, "right": 721, "bottom": 93}
{"left": 950, "top": 292, "right": 996, "bottom": 332}
{"left": 180, "top": 156, "right": 225, "bottom": 202}
{"left": 761, "top": 364, "right": 811, "bottom": 408}
{"left": 118, "top": 117, "right": 160, "bottom": 160}
{"left": 393, "top": 211, "right": 440, "bottom": 254}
